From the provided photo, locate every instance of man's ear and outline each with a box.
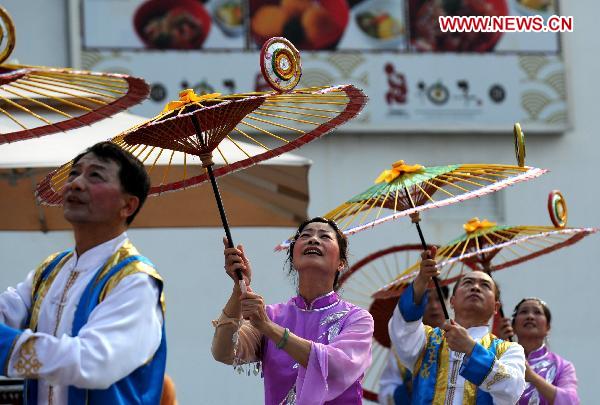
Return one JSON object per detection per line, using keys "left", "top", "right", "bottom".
{"left": 493, "top": 300, "right": 500, "bottom": 316}
{"left": 449, "top": 295, "right": 455, "bottom": 309}
{"left": 121, "top": 195, "right": 140, "bottom": 220}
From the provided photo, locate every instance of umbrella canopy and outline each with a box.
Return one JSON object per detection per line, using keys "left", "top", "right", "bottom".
{"left": 276, "top": 160, "right": 547, "bottom": 250}
{"left": 0, "top": 6, "right": 148, "bottom": 143}
{"left": 36, "top": 85, "right": 365, "bottom": 204}
{"left": 0, "top": 112, "right": 311, "bottom": 231}
{"left": 373, "top": 217, "right": 598, "bottom": 299}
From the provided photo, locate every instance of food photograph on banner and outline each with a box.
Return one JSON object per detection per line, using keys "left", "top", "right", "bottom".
{"left": 77, "top": 0, "right": 566, "bottom": 133}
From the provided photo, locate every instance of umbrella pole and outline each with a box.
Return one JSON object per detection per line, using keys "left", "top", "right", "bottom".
{"left": 403, "top": 186, "right": 450, "bottom": 320}
{"left": 191, "top": 115, "right": 246, "bottom": 292}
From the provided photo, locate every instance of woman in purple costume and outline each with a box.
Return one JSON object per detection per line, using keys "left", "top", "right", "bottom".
{"left": 512, "top": 298, "right": 580, "bottom": 404}
{"left": 212, "top": 217, "right": 374, "bottom": 404}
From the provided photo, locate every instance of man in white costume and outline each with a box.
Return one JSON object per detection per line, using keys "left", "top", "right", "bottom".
{"left": 0, "top": 142, "right": 166, "bottom": 404}
{"left": 388, "top": 247, "right": 525, "bottom": 404}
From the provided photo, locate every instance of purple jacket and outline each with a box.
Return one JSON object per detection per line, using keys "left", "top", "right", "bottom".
{"left": 518, "top": 345, "right": 579, "bottom": 405}
{"left": 262, "top": 292, "right": 374, "bottom": 404}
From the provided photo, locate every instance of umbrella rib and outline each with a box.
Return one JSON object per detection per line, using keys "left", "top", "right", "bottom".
{"left": 160, "top": 150, "right": 176, "bottom": 186}
{"left": 225, "top": 136, "right": 252, "bottom": 159}
{"left": 34, "top": 71, "right": 128, "bottom": 86}
{"left": 448, "top": 170, "right": 501, "bottom": 183}
{"left": 232, "top": 128, "right": 270, "bottom": 150}
{"left": 25, "top": 75, "right": 124, "bottom": 97}
{"left": 182, "top": 153, "right": 188, "bottom": 188}
{"left": 29, "top": 72, "right": 128, "bottom": 90}
{"left": 425, "top": 177, "right": 469, "bottom": 193}
{"left": 16, "top": 79, "right": 109, "bottom": 105}
{"left": 0, "top": 87, "right": 73, "bottom": 118}
{"left": 380, "top": 256, "right": 396, "bottom": 285}
{"left": 243, "top": 115, "right": 304, "bottom": 134}
{"left": 262, "top": 102, "right": 343, "bottom": 114}
{"left": 420, "top": 179, "right": 454, "bottom": 197}
{"left": 250, "top": 110, "right": 321, "bottom": 125}
{"left": 0, "top": 107, "right": 28, "bottom": 129}
{"left": 341, "top": 285, "right": 373, "bottom": 301}
{"left": 0, "top": 94, "right": 52, "bottom": 124}
{"left": 357, "top": 196, "right": 383, "bottom": 226}
{"left": 140, "top": 146, "right": 156, "bottom": 164}
{"left": 481, "top": 233, "right": 498, "bottom": 248}
{"left": 261, "top": 100, "right": 347, "bottom": 106}
{"left": 438, "top": 173, "right": 487, "bottom": 188}
{"left": 147, "top": 148, "right": 164, "bottom": 175}
{"left": 413, "top": 182, "right": 436, "bottom": 203}
{"left": 375, "top": 187, "right": 393, "bottom": 219}
{"left": 339, "top": 199, "right": 374, "bottom": 229}
{"left": 258, "top": 103, "right": 339, "bottom": 118}
{"left": 216, "top": 146, "right": 229, "bottom": 166}
{"left": 7, "top": 83, "right": 94, "bottom": 111}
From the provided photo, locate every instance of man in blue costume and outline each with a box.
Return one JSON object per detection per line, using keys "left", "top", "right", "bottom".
{"left": 388, "top": 247, "right": 525, "bottom": 404}
{"left": 0, "top": 142, "right": 166, "bottom": 404}
{"left": 379, "top": 285, "right": 449, "bottom": 404}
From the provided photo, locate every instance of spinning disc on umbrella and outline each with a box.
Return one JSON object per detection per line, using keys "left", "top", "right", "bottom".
{"left": 373, "top": 193, "right": 598, "bottom": 299}
{"left": 0, "top": 7, "right": 148, "bottom": 144}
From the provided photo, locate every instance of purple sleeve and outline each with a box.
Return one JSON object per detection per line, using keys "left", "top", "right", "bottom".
{"left": 553, "top": 360, "right": 579, "bottom": 405}
{"left": 295, "top": 309, "right": 374, "bottom": 403}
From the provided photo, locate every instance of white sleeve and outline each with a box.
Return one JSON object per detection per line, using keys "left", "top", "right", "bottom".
{"left": 7, "top": 273, "right": 163, "bottom": 389}
{"left": 387, "top": 284, "right": 427, "bottom": 373}
{"left": 0, "top": 270, "right": 35, "bottom": 329}
{"left": 460, "top": 341, "right": 526, "bottom": 405}
{"left": 378, "top": 349, "right": 403, "bottom": 405}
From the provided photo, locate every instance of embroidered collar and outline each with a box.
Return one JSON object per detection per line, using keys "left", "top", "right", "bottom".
{"left": 70, "top": 232, "right": 128, "bottom": 272}
{"left": 292, "top": 291, "right": 339, "bottom": 311}
{"left": 466, "top": 325, "right": 490, "bottom": 341}
{"left": 527, "top": 344, "right": 548, "bottom": 361}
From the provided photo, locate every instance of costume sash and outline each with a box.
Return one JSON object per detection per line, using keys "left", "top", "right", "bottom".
{"left": 411, "top": 328, "right": 510, "bottom": 405}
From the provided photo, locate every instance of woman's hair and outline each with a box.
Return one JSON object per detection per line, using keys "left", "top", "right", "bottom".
{"left": 286, "top": 217, "right": 348, "bottom": 291}
{"left": 511, "top": 297, "right": 552, "bottom": 326}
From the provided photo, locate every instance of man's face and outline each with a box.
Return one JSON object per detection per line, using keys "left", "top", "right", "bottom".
{"left": 423, "top": 290, "right": 447, "bottom": 328}
{"left": 62, "top": 153, "right": 128, "bottom": 225}
{"left": 450, "top": 271, "right": 498, "bottom": 320}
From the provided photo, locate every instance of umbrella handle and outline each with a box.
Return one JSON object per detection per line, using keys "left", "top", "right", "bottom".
{"left": 403, "top": 186, "right": 450, "bottom": 320}
{"left": 191, "top": 115, "right": 247, "bottom": 294}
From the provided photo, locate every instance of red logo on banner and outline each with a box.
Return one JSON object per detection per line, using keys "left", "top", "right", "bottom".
{"left": 385, "top": 63, "right": 407, "bottom": 105}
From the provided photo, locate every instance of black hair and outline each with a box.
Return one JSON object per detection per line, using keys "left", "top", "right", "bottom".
{"left": 511, "top": 297, "right": 552, "bottom": 326}
{"left": 451, "top": 271, "right": 501, "bottom": 301}
{"left": 72, "top": 141, "right": 150, "bottom": 225}
{"left": 287, "top": 217, "right": 348, "bottom": 291}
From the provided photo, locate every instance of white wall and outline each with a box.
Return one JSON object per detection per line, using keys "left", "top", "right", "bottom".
{"left": 0, "top": 0, "right": 598, "bottom": 403}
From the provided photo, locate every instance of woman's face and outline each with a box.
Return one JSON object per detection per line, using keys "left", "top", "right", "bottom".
{"left": 292, "top": 222, "right": 343, "bottom": 277}
{"left": 514, "top": 300, "right": 550, "bottom": 340}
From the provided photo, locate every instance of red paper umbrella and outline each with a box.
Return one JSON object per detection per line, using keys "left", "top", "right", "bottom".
{"left": 374, "top": 192, "right": 598, "bottom": 300}
{"left": 36, "top": 37, "right": 366, "bottom": 287}
{"left": 338, "top": 244, "right": 470, "bottom": 403}
{"left": 0, "top": 7, "right": 148, "bottom": 144}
